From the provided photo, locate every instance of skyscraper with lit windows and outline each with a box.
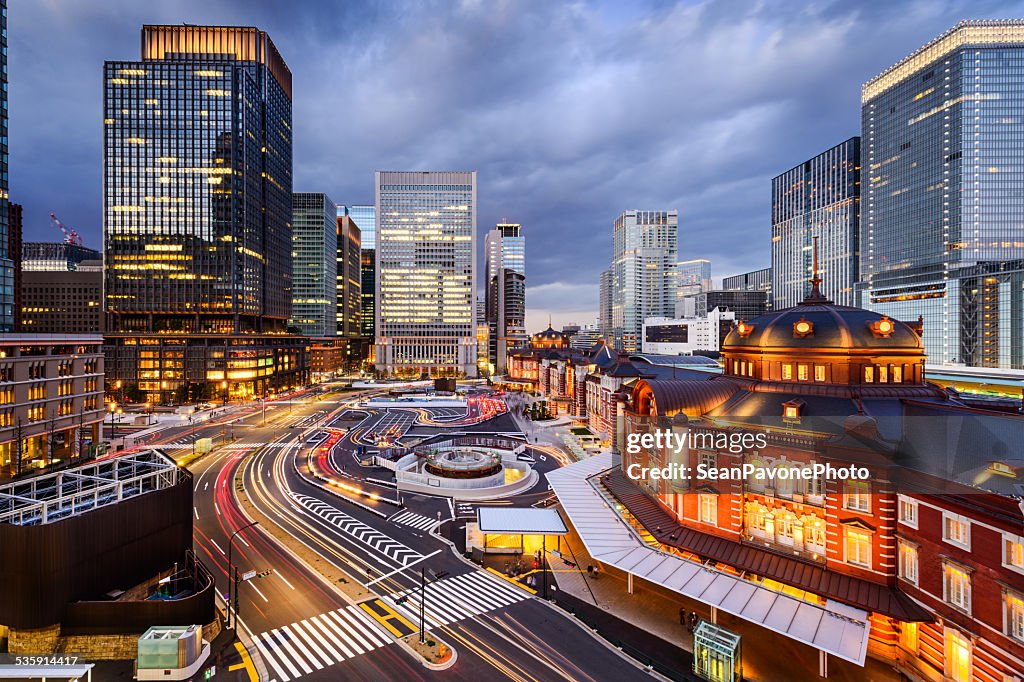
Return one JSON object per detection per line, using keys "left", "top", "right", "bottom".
{"left": 102, "top": 25, "right": 307, "bottom": 403}
{"left": 374, "top": 171, "right": 477, "bottom": 377}
{"left": 0, "top": 0, "right": 12, "bottom": 332}
{"left": 610, "top": 210, "right": 678, "bottom": 352}
{"left": 291, "top": 193, "right": 337, "bottom": 338}
{"left": 484, "top": 223, "right": 526, "bottom": 374}
{"left": 862, "top": 20, "right": 1024, "bottom": 368}
{"left": 339, "top": 205, "right": 377, "bottom": 340}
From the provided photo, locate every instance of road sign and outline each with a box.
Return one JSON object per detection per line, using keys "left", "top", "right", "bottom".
{"left": 242, "top": 570, "right": 257, "bottom": 581}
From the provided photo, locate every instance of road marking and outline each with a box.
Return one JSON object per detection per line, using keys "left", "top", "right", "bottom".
{"left": 277, "top": 571, "right": 296, "bottom": 590}
{"left": 253, "top": 605, "right": 395, "bottom": 679}
{"left": 193, "top": 506, "right": 199, "bottom": 520}
{"left": 387, "top": 570, "right": 533, "bottom": 627}
{"left": 228, "top": 642, "right": 258, "bottom": 682}
{"left": 210, "top": 539, "right": 225, "bottom": 555}
{"left": 389, "top": 509, "right": 440, "bottom": 532}
{"left": 360, "top": 599, "right": 417, "bottom": 637}
{"left": 248, "top": 581, "right": 269, "bottom": 603}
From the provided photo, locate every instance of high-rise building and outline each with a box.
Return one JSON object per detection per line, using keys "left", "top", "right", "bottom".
{"left": 336, "top": 215, "right": 362, "bottom": 338}
{"left": 692, "top": 290, "right": 768, "bottom": 320}
{"left": 8, "top": 203, "right": 20, "bottom": 331}
{"left": 22, "top": 243, "right": 101, "bottom": 272}
{"left": 610, "top": 210, "right": 678, "bottom": 352}
{"left": 772, "top": 138, "right": 860, "bottom": 309}
{"left": 722, "top": 267, "right": 772, "bottom": 294}
{"left": 22, "top": 259, "right": 103, "bottom": 334}
{"left": 484, "top": 223, "right": 526, "bottom": 374}
{"left": 677, "top": 258, "right": 712, "bottom": 299}
{"left": 291, "top": 193, "right": 337, "bottom": 338}
{"left": 102, "top": 25, "right": 307, "bottom": 403}
{"left": 0, "top": 1, "right": 12, "bottom": 332}
{"left": 861, "top": 21, "right": 1024, "bottom": 367}
{"left": 374, "top": 171, "right": 477, "bottom": 377}
{"left": 339, "top": 205, "right": 377, "bottom": 339}
{"left": 599, "top": 267, "right": 613, "bottom": 339}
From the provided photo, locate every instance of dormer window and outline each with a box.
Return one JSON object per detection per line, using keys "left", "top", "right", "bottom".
{"left": 793, "top": 317, "right": 813, "bottom": 338}
{"left": 864, "top": 366, "right": 874, "bottom": 383}
{"left": 869, "top": 316, "right": 895, "bottom": 338}
{"left": 735, "top": 321, "right": 754, "bottom": 337}
{"left": 783, "top": 399, "right": 804, "bottom": 423}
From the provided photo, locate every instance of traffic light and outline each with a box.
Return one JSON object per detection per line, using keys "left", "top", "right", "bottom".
{"left": 256, "top": 569, "right": 273, "bottom": 579}
{"left": 395, "top": 595, "right": 409, "bottom": 605}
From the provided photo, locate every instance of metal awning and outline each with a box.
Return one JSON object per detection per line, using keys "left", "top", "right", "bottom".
{"left": 477, "top": 507, "right": 568, "bottom": 535}
{"left": 547, "top": 453, "right": 871, "bottom": 666}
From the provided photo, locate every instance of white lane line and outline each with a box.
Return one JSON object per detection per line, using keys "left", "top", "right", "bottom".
{"left": 277, "top": 571, "right": 296, "bottom": 590}
{"left": 248, "top": 581, "right": 270, "bottom": 603}
{"left": 193, "top": 506, "right": 199, "bottom": 520}
{"left": 210, "top": 539, "right": 225, "bottom": 555}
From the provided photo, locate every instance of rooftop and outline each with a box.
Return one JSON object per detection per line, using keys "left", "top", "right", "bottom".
{"left": 0, "top": 451, "right": 179, "bottom": 526}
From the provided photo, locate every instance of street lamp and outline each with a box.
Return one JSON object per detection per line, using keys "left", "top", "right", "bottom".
{"left": 144, "top": 402, "right": 152, "bottom": 426}
{"left": 221, "top": 380, "right": 228, "bottom": 406}
{"left": 189, "top": 415, "right": 196, "bottom": 459}
{"left": 226, "top": 520, "right": 259, "bottom": 629}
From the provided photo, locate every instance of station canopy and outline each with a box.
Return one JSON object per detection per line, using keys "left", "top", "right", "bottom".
{"left": 477, "top": 507, "right": 568, "bottom": 535}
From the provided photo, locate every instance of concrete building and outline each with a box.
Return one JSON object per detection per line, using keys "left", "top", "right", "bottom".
{"left": 598, "top": 267, "right": 613, "bottom": 340}
{"left": 861, "top": 20, "right": 1024, "bottom": 367}
{"left": 22, "top": 261, "right": 103, "bottom": 334}
{"left": 642, "top": 308, "right": 736, "bottom": 355}
{"left": 336, "top": 215, "right": 362, "bottom": 339}
{"left": 676, "top": 258, "right": 712, "bottom": 300}
{"left": 0, "top": 335, "right": 104, "bottom": 479}
{"left": 0, "top": 1, "right": 12, "bottom": 332}
{"left": 374, "top": 171, "right": 477, "bottom": 377}
{"left": 102, "top": 25, "right": 307, "bottom": 403}
{"left": 484, "top": 223, "right": 526, "bottom": 374}
{"left": 291, "top": 193, "right": 337, "bottom": 338}
{"left": 610, "top": 210, "right": 678, "bottom": 353}
{"left": 569, "top": 325, "right": 604, "bottom": 350}
{"left": 22, "top": 242, "right": 101, "bottom": 272}
{"left": 722, "top": 267, "right": 772, "bottom": 309}
{"left": 772, "top": 138, "right": 860, "bottom": 308}
{"left": 687, "top": 290, "right": 768, "bottom": 321}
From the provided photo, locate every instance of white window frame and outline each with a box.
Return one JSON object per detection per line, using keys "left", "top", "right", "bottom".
{"left": 843, "top": 481, "right": 870, "bottom": 513}
{"left": 898, "top": 495, "right": 918, "bottom": 529}
{"left": 1003, "top": 532, "right": 1024, "bottom": 574}
{"left": 897, "top": 539, "right": 918, "bottom": 585}
{"left": 942, "top": 561, "right": 971, "bottom": 613}
{"left": 943, "top": 627, "right": 972, "bottom": 682}
{"left": 1005, "top": 589, "right": 1024, "bottom": 643}
{"left": 942, "top": 511, "right": 971, "bottom": 550}
{"left": 844, "top": 527, "right": 872, "bottom": 568}
{"left": 698, "top": 494, "right": 717, "bottom": 527}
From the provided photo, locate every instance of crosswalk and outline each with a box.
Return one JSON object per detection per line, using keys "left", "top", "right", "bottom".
{"left": 290, "top": 493, "right": 423, "bottom": 565}
{"left": 389, "top": 509, "right": 439, "bottom": 532}
{"left": 386, "top": 571, "right": 531, "bottom": 627}
{"left": 253, "top": 604, "right": 393, "bottom": 681}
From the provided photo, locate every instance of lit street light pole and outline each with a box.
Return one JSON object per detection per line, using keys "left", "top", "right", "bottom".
{"left": 226, "top": 520, "right": 259, "bottom": 629}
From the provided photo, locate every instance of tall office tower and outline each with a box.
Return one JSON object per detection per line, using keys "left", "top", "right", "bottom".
{"left": 103, "top": 25, "right": 308, "bottom": 404}
{"left": 610, "top": 210, "right": 678, "bottom": 352}
{"left": 0, "top": 1, "right": 12, "bottom": 332}
{"left": 862, "top": 21, "right": 1024, "bottom": 367}
{"left": 339, "top": 205, "right": 377, "bottom": 339}
{"left": 722, "top": 266, "right": 773, "bottom": 310}
{"left": 22, "top": 243, "right": 101, "bottom": 272}
{"left": 336, "top": 215, "right": 362, "bottom": 338}
{"left": 772, "top": 138, "right": 860, "bottom": 309}
{"left": 484, "top": 223, "right": 526, "bottom": 374}
{"left": 599, "top": 267, "right": 614, "bottom": 339}
{"left": 374, "top": 171, "right": 477, "bottom": 377}
{"left": 8, "top": 203, "right": 20, "bottom": 330}
{"left": 677, "top": 258, "right": 712, "bottom": 299}
{"left": 290, "top": 193, "right": 337, "bottom": 338}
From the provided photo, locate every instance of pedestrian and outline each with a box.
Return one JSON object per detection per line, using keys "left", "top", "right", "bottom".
{"left": 679, "top": 607, "right": 686, "bottom": 626}
{"left": 587, "top": 565, "right": 593, "bottom": 576}
{"left": 689, "top": 611, "right": 699, "bottom": 633}
{"left": 592, "top": 565, "right": 599, "bottom": 580}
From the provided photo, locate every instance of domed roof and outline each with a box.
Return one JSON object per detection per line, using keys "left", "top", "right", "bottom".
{"left": 531, "top": 325, "right": 569, "bottom": 342}
{"left": 723, "top": 301, "right": 922, "bottom": 351}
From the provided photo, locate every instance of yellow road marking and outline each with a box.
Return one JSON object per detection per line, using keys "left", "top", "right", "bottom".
{"left": 229, "top": 642, "right": 258, "bottom": 682}
{"left": 360, "top": 599, "right": 417, "bottom": 636}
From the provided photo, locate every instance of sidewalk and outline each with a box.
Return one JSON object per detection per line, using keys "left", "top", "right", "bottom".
{"left": 551, "top": 520, "right": 904, "bottom": 682}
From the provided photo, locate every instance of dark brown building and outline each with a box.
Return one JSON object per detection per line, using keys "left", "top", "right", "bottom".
{"left": 8, "top": 202, "right": 20, "bottom": 330}
{"left": 22, "top": 261, "right": 103, "bottom": 334}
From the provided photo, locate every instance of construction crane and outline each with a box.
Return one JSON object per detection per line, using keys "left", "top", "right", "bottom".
{"left": 49, "top": 213, "right": 83, "bottom": 246}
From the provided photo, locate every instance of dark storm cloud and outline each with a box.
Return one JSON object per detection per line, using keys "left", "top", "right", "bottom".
{"left": 9, "top": 0, "right": 1024, "bottom": 329}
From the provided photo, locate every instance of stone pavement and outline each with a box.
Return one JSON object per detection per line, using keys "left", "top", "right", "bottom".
{"left": 551, "top": 519, "right": 905, "bottom": 682}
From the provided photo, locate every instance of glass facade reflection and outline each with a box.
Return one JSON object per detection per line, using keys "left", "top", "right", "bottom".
{"left": 677, "top": 258, "right": 712, "bottom": 300}
{"left": 374, "top": 171, "right": 477, "bottom": 377}
{"left": 102, "top": 25, "right": 306, "bottom": 401}
{"left": 772, "top": 138, "right": 860, "bottom": 308}
{"left": 484, "top": 223, "right": 526, "bottom": 373}
{"left": 862, "top": 20, "right": 1024, "bottom": 366}
{"left": 291, "top": 193, "right": 336, "bottom": 338}
{"left": 339, "top": 205, "right": 376, "bottom": 339}
{"left": 611, "top": 210, "right": 678, "bottom": 352}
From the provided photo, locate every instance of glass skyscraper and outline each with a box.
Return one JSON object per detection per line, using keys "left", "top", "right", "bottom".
{"left": 610, "top": 210, "right": 678, "bottom": 352}
{"left": 677, "top": 258, "right": 712, "bottom": 299}
{"left": 862, "top": 20, "right": 1024, "bottom": 367}
{"left": 374, "top": 171, "right": 477, "bottom": 377}
{"left": 0, "top": 0, "right": 12, "bottom": 332}
{"left": 484, "top": 223, "right": 526, "bottom": 374}
{"left": 336, "top": 215, "right": 362, "bottom": 338}
{"left": 102, "top": 25, "right": 307, "bottom": 402}
{"left": 772, "top": 137, "right": 860, "bottom": 309}
{"left": 291, "top": 193, "right": 337, "bottom": 338}
{"left": 339, "top": 205, "right": 376, "bottom": 339}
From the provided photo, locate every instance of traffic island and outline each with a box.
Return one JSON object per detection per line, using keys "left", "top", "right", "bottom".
{"left": 400, "top": 633, "right": 457, "bottom": 670}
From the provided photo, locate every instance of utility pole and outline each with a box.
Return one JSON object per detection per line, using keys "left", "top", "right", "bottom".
{"left": 420, "top": 567, "right": 426, "bottom": 644}
{"left": 226, "top": 520, "right": 259, "bottom": 629}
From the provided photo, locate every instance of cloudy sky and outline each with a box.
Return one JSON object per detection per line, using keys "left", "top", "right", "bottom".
{"left": 10, "top": 0, "right": 1024, "bottom": 330}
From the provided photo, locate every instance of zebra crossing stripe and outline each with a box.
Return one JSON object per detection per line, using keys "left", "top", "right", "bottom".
{"left": 390, "top": 509, "right": 439, "bottom": 531}
{"left": 386, "top": 570, "right": 531, "bottom": 627}
{"left": 254, "top": 605, "right": 395, "bottom": 679}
